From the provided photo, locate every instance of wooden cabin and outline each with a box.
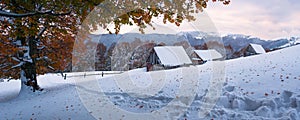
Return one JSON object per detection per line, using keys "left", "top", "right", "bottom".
{"left": 244, "top": 43, "right": 266, "bottom": 56}
{"left": 192, "top": 49, "right": 223, "bottom": 64}
{"left": 146, "top": 46, "right": 192, "bottom": 71}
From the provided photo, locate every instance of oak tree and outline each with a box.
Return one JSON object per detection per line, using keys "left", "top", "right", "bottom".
{"left": 0, "top": 0, "right": 229, "bottom": 92}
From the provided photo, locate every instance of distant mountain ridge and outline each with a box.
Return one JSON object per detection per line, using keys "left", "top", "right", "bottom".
{"left": 92, "top": 32, "right": 299, "bottom": 70}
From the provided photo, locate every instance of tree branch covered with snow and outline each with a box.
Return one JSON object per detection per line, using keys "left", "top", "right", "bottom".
{"left": 0, "top": 10, "right": 71, "bottom": 18}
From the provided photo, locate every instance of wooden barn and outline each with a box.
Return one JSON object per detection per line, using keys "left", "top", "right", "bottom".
{"left": 244, "top": 43, "right": 266, "bottom": 56}
{"left": 146, "top": 46, "right": 192, "bottom": 71}
{"left": 191, "top": 49, "right": 223, "bottom": 64}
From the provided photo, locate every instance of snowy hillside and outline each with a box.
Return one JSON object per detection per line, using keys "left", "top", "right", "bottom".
{"left": 0, "top": 45, "right": 300, "bottom": 119}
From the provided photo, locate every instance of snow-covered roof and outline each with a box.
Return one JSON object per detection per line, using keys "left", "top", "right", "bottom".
{"left": 249, "top": 43, "right": 266, "bottom": 54}
{"left": 194, "top": 49, "right": 223, "bottom": 61}
{"left": 295, "top": 38, "right": 300, "bottom": 44}
{"left": 154, "top": 46, "right": 192, "bottom": 66}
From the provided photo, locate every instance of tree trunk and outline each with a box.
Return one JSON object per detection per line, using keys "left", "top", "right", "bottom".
{"left": 19, "top": 70, "right": 34, "bottom": 95}
{"left": 20, "top": 36, "right": 42, "bottom": 92}
{"left": 21, "top": 62, "right": 41, "bottom": 92}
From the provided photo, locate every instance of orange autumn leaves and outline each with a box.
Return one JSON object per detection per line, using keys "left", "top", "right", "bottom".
{"left": 1, "top": 0, "right": 229, "bottom": 79}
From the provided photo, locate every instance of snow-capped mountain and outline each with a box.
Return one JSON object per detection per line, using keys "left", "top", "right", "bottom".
{"left": 179, "top": 32, "right": 291, "bottom": 51}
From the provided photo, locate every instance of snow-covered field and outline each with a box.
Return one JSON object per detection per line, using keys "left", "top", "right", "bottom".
{"left": 0, "top": 45, "right": 300, "bottom": 119}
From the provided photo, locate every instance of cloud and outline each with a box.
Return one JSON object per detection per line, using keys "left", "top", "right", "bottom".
{"left": 205, "top": 0, "right": 300, "bottom": 39}
{"left": 92, "top": 0, "right": 300, "bottom": 40}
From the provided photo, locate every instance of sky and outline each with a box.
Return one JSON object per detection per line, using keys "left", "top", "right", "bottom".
{"left": 93, "top": 0, "right": 300, "bottom": 40}
{"left": 205, "top": 0, "right": 300, "bottom": 40}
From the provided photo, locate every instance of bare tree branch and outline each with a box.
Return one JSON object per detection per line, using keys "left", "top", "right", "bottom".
{"left": 0, "top": 4, "right": 7, "bottom": 10}
{"left": 37, "top": 27, "right": 47, "bottom": 38}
